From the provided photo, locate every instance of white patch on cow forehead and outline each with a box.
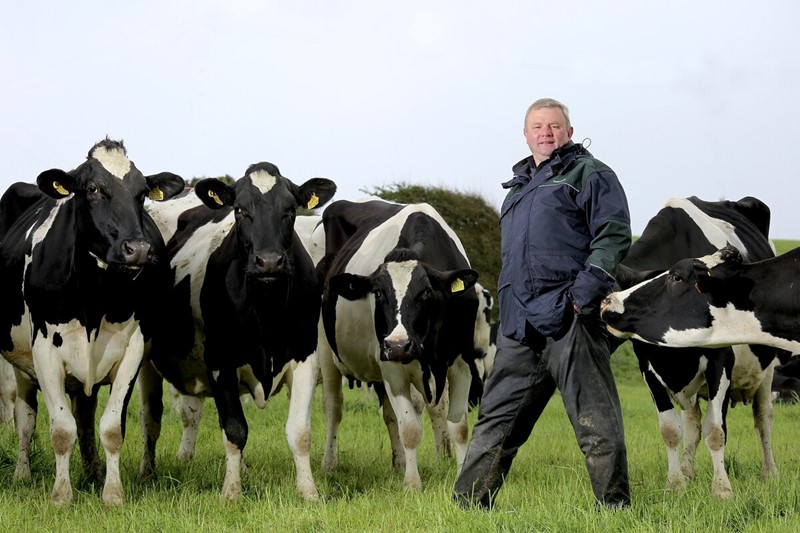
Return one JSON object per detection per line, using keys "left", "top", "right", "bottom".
{"left": 91, "top": 145, "right": 131, "bottom": 179}
{"left": 665, "top": 198, "right": 749, "bottom": 260}
{"left": 659, "top": 304, "right": 800, "bottom": 353}
{"left": 249, "top": 170, "right": 277, "bottom": 194}
{"left": 386, "top": 260, "right": 417, "bottom": 301}
{"left": 606, "top": 271, "right": 669, "bottom": 314}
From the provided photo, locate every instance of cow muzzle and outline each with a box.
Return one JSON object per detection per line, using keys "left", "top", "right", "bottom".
{"left": 121, "top": 239, "right": 151, "bottom": 268}
{"left": 380, "top": 339, "right": 419, "bottom": 364}
{"left": 248, "top": 251, "right": 289, "bottom": 282}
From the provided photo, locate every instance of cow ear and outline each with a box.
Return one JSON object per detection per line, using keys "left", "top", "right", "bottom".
{"left": 429, "top": 267, "right": 480, "bottom": 296}
{"left": 145, "top": 172, "right": 186, "bottom": 202}
{"left": 297, "top": 178, "right": 337, "bottom": 210}
{"left": 691, "top": 260, "right": 725, "bottom": 295}
{"left": 329, "top": 273, "right": 372, "bottom": 301}
{"left": 36, "top": 169, "right": 75, "bottom": 199}
{"left": 194, "top": 178, "right": 235, "bottom": 209}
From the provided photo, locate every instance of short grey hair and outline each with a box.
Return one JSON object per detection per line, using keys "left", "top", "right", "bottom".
{"left": 524, "top": 98, "right": 571, "bottom": 130}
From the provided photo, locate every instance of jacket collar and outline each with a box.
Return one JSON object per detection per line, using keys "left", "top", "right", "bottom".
{"left": 503, "top": 141, "right": 588, "bottom": 189}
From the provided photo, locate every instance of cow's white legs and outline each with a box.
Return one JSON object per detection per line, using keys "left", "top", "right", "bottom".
{"left": 445, "top": 357, "right": 471, "bottom": 471}
{"left": 681, "top": 399, "right": 702, "bottom": 481}
{"left": 657, "top": 407, "right": 687, "bottom": 491}
{"left": 703, "top": 374, "right": 732, "bottom": 499}
{"left": 13, "top": 370, "right": 38, "bottom": 482}
{"left": 382, "top": 389, "right": 406, "bottom": 471}
{"left": 32, "top": 341, "right": 76, "bottom": 506}
{"left": 98, "top": 330, "right": 145, "bottom": 506}
{"left": 319, "top": 334, "right": 343, "bottom": 473}
{"left": 0, "top": 357, "right": 16, "bottom": 426}
{"left": 383, "top": 374, "right": 422, "bottom": 492}
{"left": 423, "top": 390, "right": 451, "bottom": 462}
{"left": 753, "top": 364, "right": 779, "bottom": 480}
{"left": 177, "top": 395, "right": 204, "bottom": 462}
{"left": 285, "top": 353, "right": 320, "bottom": 501}
{"left": 138, "top": 359, "right": 163, "bottom": 481}
{"left": 221, "top": 431, "right": 243, "bottom": 500}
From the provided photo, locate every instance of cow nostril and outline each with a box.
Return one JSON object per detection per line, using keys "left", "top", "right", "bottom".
{"left": 122, "top": 240, "right": 150, "bottom": 265}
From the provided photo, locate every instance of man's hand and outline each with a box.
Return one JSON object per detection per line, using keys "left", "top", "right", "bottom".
{"left": 524, "top": 321, "right": 547, "bottom": 353}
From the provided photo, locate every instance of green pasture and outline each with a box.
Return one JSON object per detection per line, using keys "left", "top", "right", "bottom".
{"left": 0, "top": 240, "right": 798, "bottom": 532}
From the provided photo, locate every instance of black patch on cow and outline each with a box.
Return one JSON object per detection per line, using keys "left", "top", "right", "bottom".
{"left": 53, "top": 332, "right": 63, "bottom": 348}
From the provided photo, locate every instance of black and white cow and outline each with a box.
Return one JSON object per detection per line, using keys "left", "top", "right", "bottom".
{"left": 606, "top": 197, "right": 783, "bottom": 498}
{"left": 0, "top": 139, "right": 185, "bottom": 505}
{"left": 315, "top": 198, "right": 479, "bottom": 492}
{"left": 604, "top": 244, "right": 800, "bottom": 353}
{"left": 139, "top": 162, "right": 336, "bottom": 501}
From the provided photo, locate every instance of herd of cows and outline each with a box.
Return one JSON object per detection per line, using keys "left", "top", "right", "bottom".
{"left": 0, "top": 138, "right": 798, "bottom": 507}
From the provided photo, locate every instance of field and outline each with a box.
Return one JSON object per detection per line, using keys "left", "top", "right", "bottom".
{"left": 0, "top": 241, "right": 798, "bottom": 532}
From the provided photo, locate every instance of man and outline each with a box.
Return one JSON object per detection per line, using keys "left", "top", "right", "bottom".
{"left": 453, "top": 98, "right": 632, "bottom": 509}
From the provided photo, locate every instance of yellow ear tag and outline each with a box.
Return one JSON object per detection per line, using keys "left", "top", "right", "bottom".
{"left": 53, "top": 181, "right": 69, "bottom": 196}
{"left": 307, "top": 192, "right": 319, "bottom": 210}
{"left": 208, "top": 190, "right": 224, "bottom": 206}
{"left": 148, "top": 187, "right": 164, "bottom": 201}
{"left": 450, "top": 277, "right": 465, "bottom": 293}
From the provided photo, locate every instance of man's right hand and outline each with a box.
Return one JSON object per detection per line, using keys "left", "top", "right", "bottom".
{"left": 524, "top": 321, "right": 547, "bottom": 353}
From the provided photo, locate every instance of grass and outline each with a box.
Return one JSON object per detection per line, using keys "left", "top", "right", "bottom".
{"left": 1, "top": 240, "right": 799, "bottom": 531}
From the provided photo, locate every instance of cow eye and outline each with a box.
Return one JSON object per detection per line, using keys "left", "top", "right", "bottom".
{"left": 669, "top": 272, "right": 683, "bottom": 282}
{"left": 373, "top": 289, "right": 383, "bottom": 301}
{"left": 87, "top": 183, "right": 99, "bottom": 195}
{"left": 419, "top": 288, "right": 433, "bottom": 301}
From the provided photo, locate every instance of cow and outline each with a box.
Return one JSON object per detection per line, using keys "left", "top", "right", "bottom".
{"left": 0, "top": 138, "right": 185, "bottom": 505}
{"left": 603, "top": 244, "right": 800, "bottom": 353}
{"left": 138, "top": 162, "right": 336, "bottom": 501}
{"left": 467, "top": 283, "right": 495, "bottom": 408}
{"left": 609, "top": 196, "right": 782, "bottom": 499}
{"left": 315, "top": 198, "right": 480, "bottom": 492}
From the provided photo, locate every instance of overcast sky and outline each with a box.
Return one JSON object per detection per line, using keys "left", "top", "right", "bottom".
{"left": 2, "top": 1, "right": 798, "bottom": 238}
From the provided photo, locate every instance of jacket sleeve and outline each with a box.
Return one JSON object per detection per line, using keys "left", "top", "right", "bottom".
{"left": 569, "top": 167, "right": 632, "bottom": 314}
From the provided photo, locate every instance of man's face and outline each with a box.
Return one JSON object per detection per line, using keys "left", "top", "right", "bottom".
{"left": 524, "top": 107, "right": 574, "bottom": 165}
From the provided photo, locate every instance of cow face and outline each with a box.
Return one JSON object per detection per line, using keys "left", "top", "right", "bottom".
{"left": 194, "top": 162, "right": 336, "bottom": 284}
{"left": 330, "top": 248, "right": 478, "bottom": 363}
{"left": 35, "top": 139, "right": 185, "bottom": 271}
{"left": 601, "top": 246, "right": 745, "bottom": 347}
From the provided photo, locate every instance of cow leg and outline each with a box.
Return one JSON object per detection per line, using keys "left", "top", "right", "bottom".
{"left": 319, "top": 336, "right": 343, "bottom": 473}
{"left": 642, "top": 369, "right": 687, "bottom": 491}
{"left": 423, "top": 387, "right": 451, "bottom": 462}
{"left": 383, "top": 372, "right": 422, "bottom": 492}
{"left": 680, "top": 398, "right": 701, "bottom": 481}
{"left": 32, "top": 341, "right": 76, "bottom": 506}
{"left": 12, "top": 370, "right": 38, "bottom": 482}
{"left": 0, "top": 358, "right": 16, "bottom": 426}
{"left": 138, "top": 359, "right": 163, "bottom": 482}
{"left": 211, "top": 368, "right": 248, "bottom": 501}
{"left": 285, "top": 353, "right": 320, "bottom": 501}
{"left": 702, "top": 355, "right": 733, "bottom": 499}
{"left": 98, "top": 331, "right": 145, "bottom": 506}
{"left": 176, "top": 394, "right": 204, "bottom": 462}
{"left": 374, "top": 382, "right": 405, "bottom": 471}
{"left": 753, "top": 362, "right": 779, "bottom": 480}
{"left": 72, "top": 390, "right": 104, "bottom": 484}
{"left": 445, "top": 357, "right": 472, "bottom": 471}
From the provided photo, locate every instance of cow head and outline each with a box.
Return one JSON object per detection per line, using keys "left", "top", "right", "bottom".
{"left": 600, "top": 245, "right": 747, "bottom": 347}
{"left": 194, "top": 162, "right": 336, "bottom": 284}
{"left": 36, "top": 138, "right": 185, "bottom": 271}
{"left": 329, "top": 248, "right": 479, "bottom": 364}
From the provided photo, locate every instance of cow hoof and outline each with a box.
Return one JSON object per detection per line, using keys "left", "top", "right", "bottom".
{"left": 103, "top": 487, "right": 125, "bottom": 507}
{"left": 680, "top": 464, "right": 696, "bottom": 481}
{"left": 51, "top": 485, "right": 73, "bottom": 507}
{"left": 322, "top": 454, "right": 338, "bottom": 473}
{"left": 666, "top": 474, "right": 688, "bottom": 491}
{"left": 298, "top": 486, "right": 320, "bottom": 502}
{"left": 176, "top": 448, "right": 194, "bottom": 462}
{"left": 13, "top": 466, "right": 31, "bottom": 483}
{"left": 220, "top": 482, "right": 242, "bottom": 501}
{"left": 138, "top": 464, "right": 157, "bottom": 484}
{"left": 402, "top": 478, "right": 422, "bottom": 492}
{"left": 712, "top": 480, "right": 733, "bottom": 499}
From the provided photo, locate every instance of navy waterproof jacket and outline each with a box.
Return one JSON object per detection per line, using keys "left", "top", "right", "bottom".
{"left": 498, "top": 141, "right": 631, "bottom": 343}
